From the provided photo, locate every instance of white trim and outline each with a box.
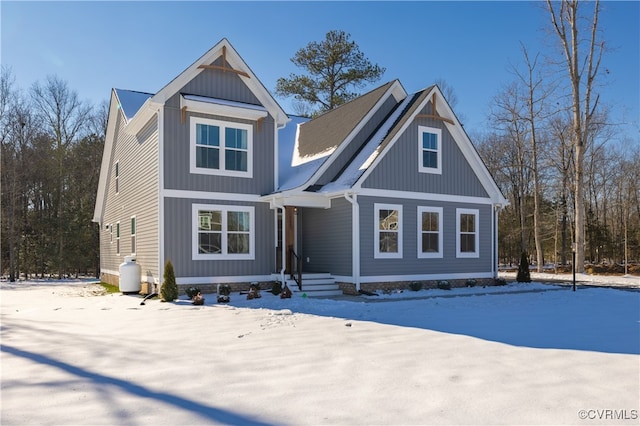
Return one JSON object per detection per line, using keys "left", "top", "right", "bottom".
{"left": 114, "top": 160, "right": 120, "bottom": 195}
{"left": 130, "top": 215, "right": 137, "bottom": 256}
{"left": 355, "top": 188, "right": 495, "bottom": 205}
{"left": 158, "top": 109, "right": 165, "bottom": 288}
{"left": 374, "top": 203, "right": 403, "bottom": 259}
{"left": 192, "top": 204, "right": 255, "bottom": 260}
{"left": 164, "top": 189, "right": 262, "bottom": 202}
{"left": 456, "top": 208, "right": 480, "bottom": 258}
{"left": 189, "top": 117, "right": 253, "bottom": 178}
{"left": 418, "top": 125, "right": 442, "bottom": 175}
{"left": 115, "top": 221, "right": 121, "bottom": 255}
{"left": 266, "top": 194, "right": 330, "bottom": 209}
{"left": 417, "top": 206, "right": 443, "bottom": 258}
{"left": 181, "top": 94, "right": 268, "bottom": 121}
{"left": 358, "top": 272, "right": 494, "bottom": 283}
{"left": 176, "top": 274, "right": 273, "bottom": 285}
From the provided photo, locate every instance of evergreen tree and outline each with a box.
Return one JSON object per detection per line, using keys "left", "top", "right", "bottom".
{"left": 517, "top": 252, "right": 531, "bottom": 282}
{"left": 275, "top": 30, "right": 385, "bottom": 116}
{"left": 161, "top": 260, "right": 178, "bottom": 302}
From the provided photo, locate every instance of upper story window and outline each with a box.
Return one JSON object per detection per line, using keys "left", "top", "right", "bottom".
{"left": 193, "top": 204, "right": 255, "bottom": 260}
{"left": 418, "top": 206, "right": 443, "bottom": 258}
{"left": 374, "top": 203, "right": 403, "bottom": 259}
{"left": 130, "top": 216, "right": 137, "bottom": 255}
{"left": 115, "top": 161, "right": 120, "bottom": 194}
{"left": 190, "top": 117, "right": 253, "bottom": 178}
{"left": 456, "top": 208, "right": 479, "bottom": 258}
{"left": 418, "top": 126, "right": 442, "bottom": 175}
{"left": 116, "top": 222, "right": 121, "bottom": 255}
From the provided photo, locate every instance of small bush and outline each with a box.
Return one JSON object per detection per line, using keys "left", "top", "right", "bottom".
{"left": 437, "top": 280, "right": 451, "bottom": 290}
{"left": 270, "top": 281, "right": 282, "bottom": 295}
{"left": 185, "top": 287, "right": 201, "bottom": 299}
{"left": 494, "top": 277, "right": 507, "bottom": 286}
{"left": 161, "top": 260, "right": 179, "bottom": 302}
{"left": 409, "top": 281, "right": 423, "bottom": 291}
{"left": 466, "top": 279, "right": 477, "bottom": 287}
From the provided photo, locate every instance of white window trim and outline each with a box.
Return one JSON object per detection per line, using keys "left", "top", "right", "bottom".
{"left": 456, "top": 208, "right": 479, "bottom": 258}
{"left": 417, "top": 206, "right": 443, "bottom": 258}
{"left": 418, "top": 125, "right": 442, "bottom": 175}
{"left": 114, "top": 161, "right": 120, "bottom": 194}
{"left": 130, "top": 216, "right": 137, "bottom": 256}
{"left": 192, "top": 203, "right": 255, "bottom": 260}
{"left": 116, "top": 222, "right": 120, "bottom": 255}
{"left": 189, "top": 117, "right": 253, "bottom": 178}
{"left": 374, "top": 203, "right": 403, "bottom": 259}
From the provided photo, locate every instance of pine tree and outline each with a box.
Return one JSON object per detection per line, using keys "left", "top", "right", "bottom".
{"left": 516, "top": 252, "right": 531, "bottom": 282}
{"left": 161, "top": 260, "right": 178, "bottom": 302}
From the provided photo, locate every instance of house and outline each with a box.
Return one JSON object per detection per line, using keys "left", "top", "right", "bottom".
{"left": 93, "top": 39, "right": 508, "bottom": 297}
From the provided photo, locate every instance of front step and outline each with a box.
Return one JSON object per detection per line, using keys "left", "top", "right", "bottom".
{"left": 285, "top": 273, "right": 343, "bottom": 297}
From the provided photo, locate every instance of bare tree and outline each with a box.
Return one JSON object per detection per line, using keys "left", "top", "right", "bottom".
{"left": 546, "top": 0, "right": 604, "bottom": 272}
{"left": 30, "top": 76, "right": 92, "bottom": 278}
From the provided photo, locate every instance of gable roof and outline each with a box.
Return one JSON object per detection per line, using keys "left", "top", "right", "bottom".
{"left": 320, "top": 85, "right": 508, "bottom": 206}
{"left": 277, "top": 80, "right": 407, "bottom": 192}
{"left": 114, "top": 89, "right": 153, "bottom": 121}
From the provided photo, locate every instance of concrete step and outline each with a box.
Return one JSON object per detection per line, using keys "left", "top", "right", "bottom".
{"left": 285, "top": 273, "right": 342, "bottom": 298}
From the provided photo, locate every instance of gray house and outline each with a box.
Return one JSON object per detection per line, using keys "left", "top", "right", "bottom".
{"left": 93, "top": 39, "right": 508, "bottom": 297}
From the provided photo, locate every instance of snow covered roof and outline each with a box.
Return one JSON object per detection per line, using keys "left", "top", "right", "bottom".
{"left": 114, "top": 89, "right": 153, "bottom": 121}
{"left": 277, "top": 115, "right": 315, "bottom": 192}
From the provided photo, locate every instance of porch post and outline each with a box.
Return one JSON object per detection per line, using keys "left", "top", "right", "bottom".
{"left": 345, "top": 193, "right": 360, "bottom": 291}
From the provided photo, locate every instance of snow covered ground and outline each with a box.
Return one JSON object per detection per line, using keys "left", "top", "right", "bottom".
{"left": 1, "top": 275, "right": 638, "bottom": 425}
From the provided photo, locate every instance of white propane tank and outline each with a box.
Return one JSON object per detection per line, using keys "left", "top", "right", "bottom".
{"left": 119, "top": 256, "right": 141, "bottom": 293}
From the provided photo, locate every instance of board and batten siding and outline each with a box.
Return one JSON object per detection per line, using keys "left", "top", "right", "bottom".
{"left": 362, "top": 113, "right": 488, "bottom": 198}
{"left": 100, "top": 112, "right": 160, "bottom": 283}
{"left": 358, "top": 196, "right": 492, "bottom": 277}
{"left": 163, "top": 197, "right": 274, "bottom": 279}
{"left": 316, "top": 95, "right": 399, "bottom": 185}
{"left": 162, "top": 67, "right": 275, "bottom": 195}
{"left": 300, "top": 197, "right": 352, "bottom": 276}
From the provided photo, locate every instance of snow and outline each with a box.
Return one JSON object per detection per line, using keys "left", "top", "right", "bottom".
{"left": 321, "top": 93, "right": 414, "bottom": 194}
{"left": 2, "top": 276, "right": 638, "bottom": 425}
{"left": 114, "top": 89, "right": 153, "bottom": 121}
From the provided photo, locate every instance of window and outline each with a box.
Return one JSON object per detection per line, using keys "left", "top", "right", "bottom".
{"left": 418, "top": 206, "right": 443, "bottom": 258}
{"left": 193, "top": 204, "right": 255, "bottom": 260}
{"left": 130, "top": 216, "right": 136, "bottom": 255}
{"left": 109, "top": 224, "right": 113, "bottom": 243}
{"left": 116, "top": 222, "right": 120, "bottom": 255}
{"left": 115, "top": 161, "right": 120, "bottom": 193}
{"left": 190, "top": 117, "right": 253, "bottom": 177}
{"left": 457, "top": 208, "right": 479, "bottom": 258}
{"left": 374, "top": 203, "right": 402, "bottom": 259}
{"left": 418, "top": 126, "right": 442, "bottom": 174}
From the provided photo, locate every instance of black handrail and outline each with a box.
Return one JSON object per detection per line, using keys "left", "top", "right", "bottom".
{"left": 288, "top": 246, "right": 302, "bottom": 291}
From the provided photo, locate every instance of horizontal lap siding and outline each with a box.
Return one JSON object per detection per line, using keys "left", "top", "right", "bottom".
{"left": 164, "top": 198, "right": 273, "bottom": 278}
{"left": 359, "top": 196, "right": 492, "bottom": 276}
{"left": 363, "top": 114, "right": 488, "bottom": 198}
{"left": 301, "top": 198, "right": 352, "bottom": 276}
{"left": 101, "top": 114, "right": 159, "bottom": 281}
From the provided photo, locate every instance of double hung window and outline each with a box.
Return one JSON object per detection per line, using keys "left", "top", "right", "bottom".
{"left": 418, "top": 126, "right": 442, "bottom": 174}
{"left": 193, "top": 204, "right": 254, "bottom": 260}
{"left": 374, "top": 204, "right": 403, "bottom": 259}
{"left": 418, "top": 206, "right": 443, "bottom": 258}
{"left": 191, "top": 118, "right": 252, "bottom": 177}
{"left": 457, "top": 208, "right": 479, "bottom": 257}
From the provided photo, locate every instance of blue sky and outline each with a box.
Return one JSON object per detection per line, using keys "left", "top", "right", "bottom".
{"left": 2, "top": 1, "right": 638, "bottom": 140}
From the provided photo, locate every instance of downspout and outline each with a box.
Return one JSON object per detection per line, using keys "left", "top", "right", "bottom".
{"left": 493, "top": 204, "right": 501, "bottom": 279}
{"left": 344, "top": 193, "right": 360, "bottom": 291}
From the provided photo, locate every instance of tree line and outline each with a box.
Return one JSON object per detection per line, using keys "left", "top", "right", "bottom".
{"left": 1, "top": 1, "right": 638, "bottom": 280}
{"left": 1, "top": 69, "right": 105, "bottom": 280}
{"left": 475, "top": 0, "right": 639, "bottom": 272}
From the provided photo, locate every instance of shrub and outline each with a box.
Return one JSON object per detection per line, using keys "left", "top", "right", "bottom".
{"left": 494, "top": 277, "right": 507, "bottom": 286}
{"left": 270, "top": 281, "right": 282, "bottom": 295}
{"left": 437, "top": 280, "right": 451, "bottom": 290}
{"left": 409, "top": 281, "right": 423, "bottom": 291}
{"left": 161, "top": 260, "right": 179, "bottom": 302}
{"left": 217, "top": 284, "right": 231, "bottom": 303}
{"left": 516, "top": 252, "right": 531, "bottom": 282}
{"left": 185, "top": 287, "right": 200, "bottom": 299}
{"left": 466, "top": 279, "right": 477, "bottom": 287}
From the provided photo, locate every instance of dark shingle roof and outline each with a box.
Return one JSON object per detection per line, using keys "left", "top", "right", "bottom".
{"left": 295, "top": 81, "right": 398, "bottom": 160}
